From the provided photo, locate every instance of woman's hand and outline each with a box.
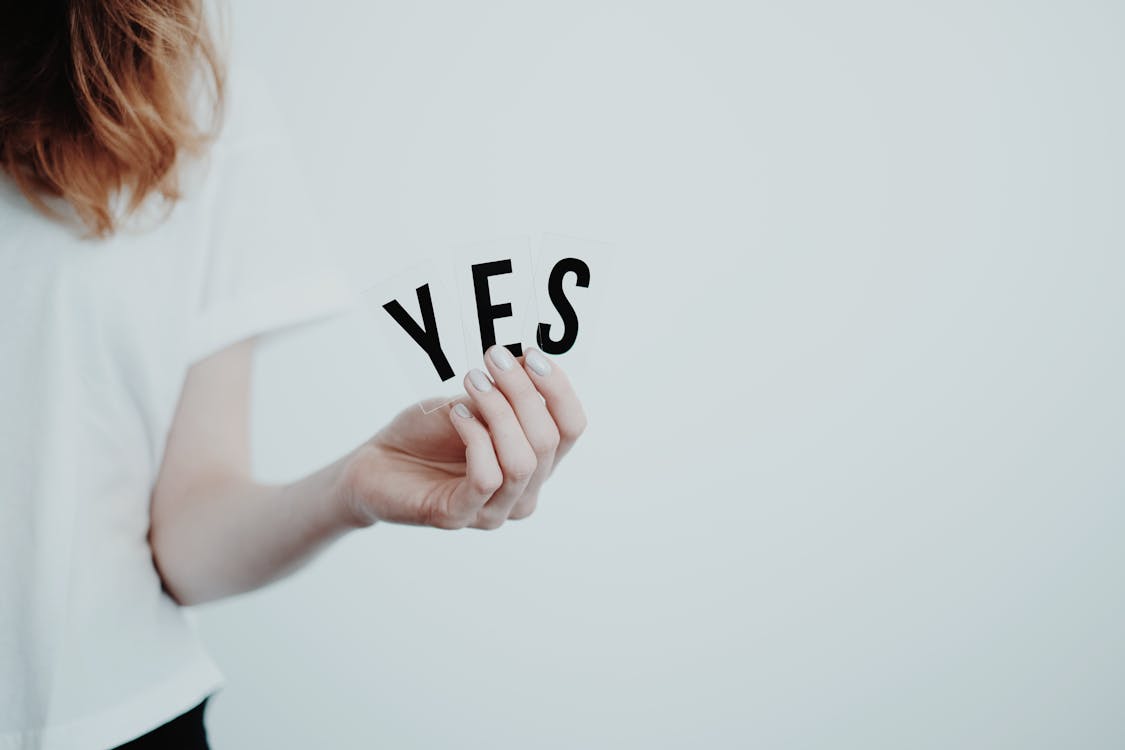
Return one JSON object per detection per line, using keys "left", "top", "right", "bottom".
{"left": 149, "top": 341, "right": 581, "bottom": 605}
{"left": 342, "top": 345, "right": 587, "bottom": 530}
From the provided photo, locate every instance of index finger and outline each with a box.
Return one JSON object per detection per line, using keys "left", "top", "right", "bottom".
{"left": 445, "top": 401, "right": 504, "bottom": 524}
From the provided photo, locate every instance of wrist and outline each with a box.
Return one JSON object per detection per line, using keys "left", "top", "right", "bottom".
{"left": 337, "top": 443, "right": 383, "bottom": 529}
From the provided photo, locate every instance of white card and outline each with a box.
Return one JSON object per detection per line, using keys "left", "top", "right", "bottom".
{"left": 451, "top": 236, "right": 537, "bottom": 373}
{"left": 359, "top": 256, "right": 469, "bottom": 413}
{"left": 523, "top": 233, "right": 612, "bottom": 377}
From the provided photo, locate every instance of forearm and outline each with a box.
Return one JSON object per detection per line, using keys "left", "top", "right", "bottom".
{"left": 150, "top": 449, "right": 372, "bottom": 606}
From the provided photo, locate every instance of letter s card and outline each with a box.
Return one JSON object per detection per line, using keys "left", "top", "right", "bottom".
{"left": 522, "top": 233, "right": 613, "bottom": 380}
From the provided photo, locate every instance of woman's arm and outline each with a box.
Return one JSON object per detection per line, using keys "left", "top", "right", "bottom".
{"left": 149, "top": 338, "right": 585, "bottom": 606}
{"left": 149, "top": 339, "right": 360, "bottom": 605}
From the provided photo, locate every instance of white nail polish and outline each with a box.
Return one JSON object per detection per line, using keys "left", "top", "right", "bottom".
{"left": 489, "top": 346, "right": 515, "bottom": 371}
{"left": 468, "top": 368, "right": 493, "bottom": 392}
{"left": 525, "top": 349, "right": 552, "bottom": 376}
{"left": 454, "top": 403, "right": 472, "bottom": 418}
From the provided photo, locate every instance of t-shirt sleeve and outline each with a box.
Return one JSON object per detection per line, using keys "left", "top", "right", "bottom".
{"left": 184, "top": 69, "right": 358, "bottom": 365}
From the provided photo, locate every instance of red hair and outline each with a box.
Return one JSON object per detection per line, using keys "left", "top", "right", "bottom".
{"left": 0, "top": 0, "right": 224, "bottom": 237}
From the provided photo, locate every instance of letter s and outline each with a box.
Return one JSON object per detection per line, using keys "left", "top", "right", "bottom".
{"left": 536, "top": 257, "right": 590, "bottom": 355}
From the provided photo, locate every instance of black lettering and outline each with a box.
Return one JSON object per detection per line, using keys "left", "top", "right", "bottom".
{"left": 536, "top": 257, "right": 590, "bottom": 355}
{"left": 382, "top": 284, "right": 455, "bottom": 381}
{"left": 472, "top": 260, "right": 522, "bottom": 357}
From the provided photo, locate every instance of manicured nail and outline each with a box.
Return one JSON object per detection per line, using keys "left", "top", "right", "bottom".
{"left": 453, "top": 403, "right": 472, "bottom": 418}
{"left": 525, "top": 348, "right": 552, "bottom": 376}
{"left": 489, "top": 346, "right": 515, "bottom": 371}
{"left": 468, "top": 368, "right": 493, "bottom": 392}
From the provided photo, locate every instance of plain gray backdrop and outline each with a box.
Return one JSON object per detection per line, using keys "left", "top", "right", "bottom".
{"left": 194, "top": 1, "right": 1125, "bottom": 747}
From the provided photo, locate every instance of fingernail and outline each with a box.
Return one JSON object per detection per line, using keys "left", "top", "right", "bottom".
{"left": 453, "top": 403, "right": 472, "bottom": 418}
{"left": 525, "top": 348, "right": 552, "bottom": 376}
{"left": 468, "top": 368, "right": 493, "bottom": 392}
{"left": 489, "top": 346, "right": 515, "bottom": 371}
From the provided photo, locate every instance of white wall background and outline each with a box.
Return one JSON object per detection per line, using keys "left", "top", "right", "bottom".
{"left": 195, "top": 2, "right": 1125, "bottom": 747}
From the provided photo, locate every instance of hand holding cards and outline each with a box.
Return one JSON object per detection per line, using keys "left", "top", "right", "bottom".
{"left": 361, "top": 234, "right": 609, "bottom": 412}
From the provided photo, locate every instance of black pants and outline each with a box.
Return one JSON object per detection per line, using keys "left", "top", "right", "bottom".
{"left": 111, "top": 697, "right": 210, "bottom": 750}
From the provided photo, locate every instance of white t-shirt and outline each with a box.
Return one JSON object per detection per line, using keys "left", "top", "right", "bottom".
{"left": 0, "top": 66, "right": 357, "bottom": 749}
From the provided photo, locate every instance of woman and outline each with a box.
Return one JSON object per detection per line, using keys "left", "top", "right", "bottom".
{"left": 0, "top": 2, "right": 586, "bottom": 748}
